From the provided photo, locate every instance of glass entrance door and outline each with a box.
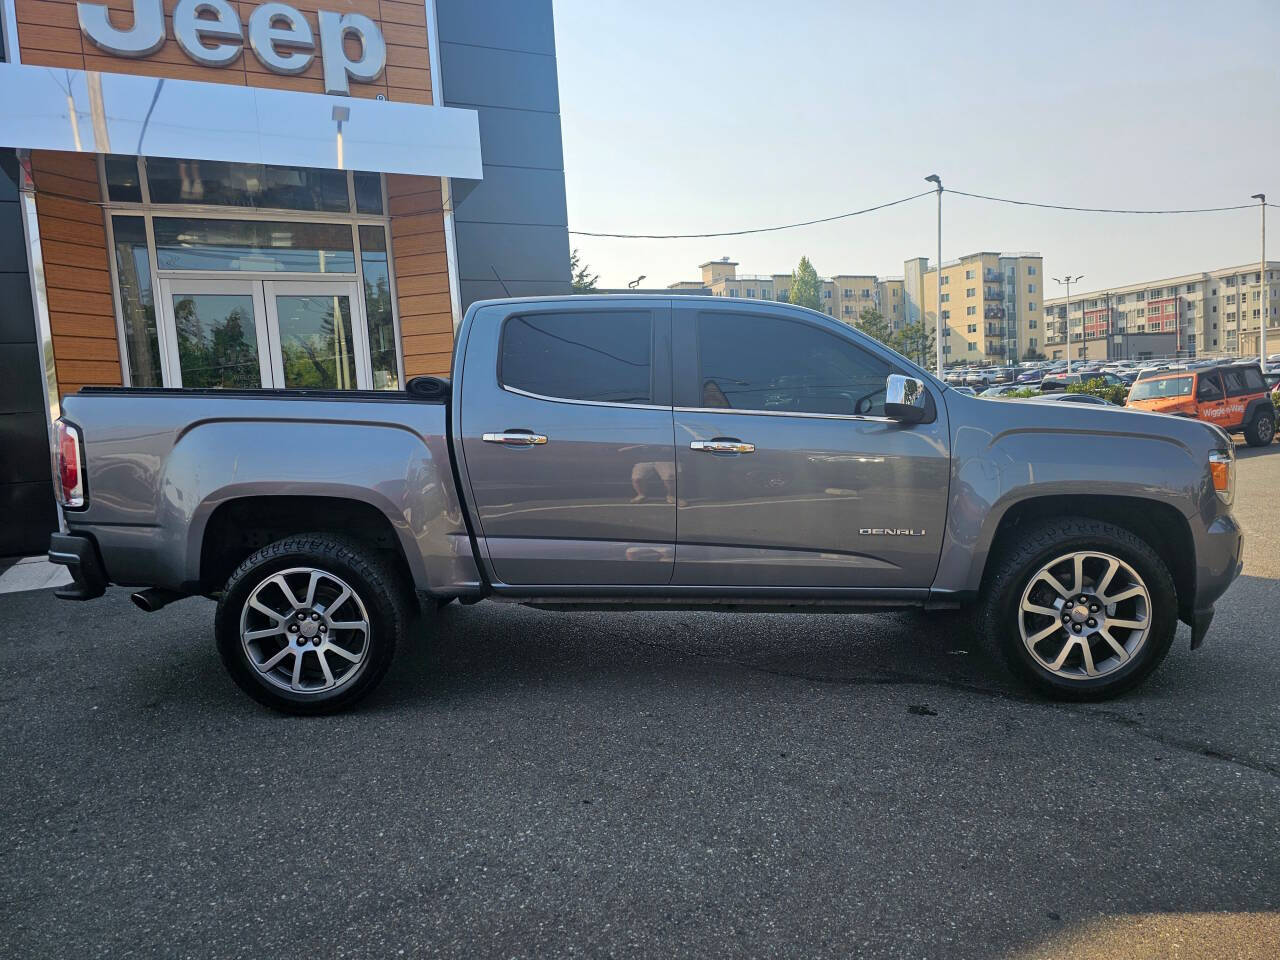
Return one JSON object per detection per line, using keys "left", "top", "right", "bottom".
{"left": 159, "top": 279, "right": 369, "bottom": 390}
{"left": 263, "top": 281, "right": 369, "bottom": 390}
{"left": 160, "top": 279, "right": 271, "bottom": 388}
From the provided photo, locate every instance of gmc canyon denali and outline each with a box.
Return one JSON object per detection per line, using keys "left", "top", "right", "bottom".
{"left": 48, "top": 296, "right": 1244, "bottom": 713}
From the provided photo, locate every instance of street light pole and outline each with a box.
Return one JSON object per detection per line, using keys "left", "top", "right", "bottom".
{"left": 1054, "top": 275, "right": 1083, "bottom": 374}
{"left": 926, "top": 174, "right": 943, "bottom": 376}
{"left": 1252, "top": 194, "right": 1266, "bottom": 366}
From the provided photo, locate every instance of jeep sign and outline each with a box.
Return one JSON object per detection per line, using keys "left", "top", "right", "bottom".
{"left": 75, "top": 0, "right": 387, "bottom": 95}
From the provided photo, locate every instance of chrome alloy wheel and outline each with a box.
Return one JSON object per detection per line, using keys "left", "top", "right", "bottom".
{"left": 1017, "top": 551, "right": 1151, "bottom": 680}
{"left": 239, "top": 567, "right": 371, "bottom": 695}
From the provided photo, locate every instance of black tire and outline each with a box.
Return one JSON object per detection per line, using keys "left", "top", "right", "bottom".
{"left": 1243, "top": 407, "right": 1275, "bottom": 447}
{"left": 215, "top": 534, "right": 407, "bottom": 715}
{"left": 975, "top": 517, "right": 1177, "bottom": 701}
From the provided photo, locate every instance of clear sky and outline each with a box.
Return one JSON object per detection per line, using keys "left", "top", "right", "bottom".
{"left": 552, "top": 0, "right": 1279, "bottom": 297}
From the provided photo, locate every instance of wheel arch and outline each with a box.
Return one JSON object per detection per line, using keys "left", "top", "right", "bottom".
{"left": 196, "top": 495, "right": 417, "bottom": 600}
{"left": 978, "top": 495, "right": 1195, "bottom": 624}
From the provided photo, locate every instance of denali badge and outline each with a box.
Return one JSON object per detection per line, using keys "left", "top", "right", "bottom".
{"left": 859, "top": 528, "right": 926, "bottom": 536}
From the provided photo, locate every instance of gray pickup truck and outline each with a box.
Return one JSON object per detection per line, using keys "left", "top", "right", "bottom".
{"left": 48, "top": 296, "right": 1244, "bottom": 713}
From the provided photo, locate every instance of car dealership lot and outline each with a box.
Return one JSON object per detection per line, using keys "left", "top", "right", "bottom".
{"left": 3, "top": 443, "right": 1279, "bottom": 960}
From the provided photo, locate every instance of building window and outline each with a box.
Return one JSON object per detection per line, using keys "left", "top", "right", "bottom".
{"left": 941, "top": 275, "right": 950, "bottom": 285}
{"left": 967, "top": 323, "right": 977, "bottom": 333}
{"left": 966, "top": 305, "right": 976, "bottom": 316}
{"left": 746, "top": 289, "right": 755, "bottom": 298}
{"left": 966, "top": 287, "right": 976, "bottom": 297}
{"left": 940, "top": 293, "right": 950, "bottom": 302}
{"left": 1029, "top": 318, "right": 1037, "bottom": 329}
{"left": 110, "top": 216, "right": 161, "bottom": 387}
{"left": 1028, "top": 302, "right": 1036, "bottom": 311}
{"left": 1027, "top": 265, "right": 1037, "bottom": 276}
{"left": 823, "top": 289, "right": 832, "bottom": 299}
{"left": 1027, "top": 283, "right": 1036, "bottom": 293}
{"left": 941, "top": 310, "right": 950, "bottom": 319}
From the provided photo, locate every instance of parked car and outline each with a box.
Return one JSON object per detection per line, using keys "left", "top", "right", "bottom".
{"left": 1028, "top": 393, "right": 1115, "bottom": 406}
{"left": 1016, "top": 368, "right": 1045, "bottom": 384}
{"left": 952, "top": 386, "right": 978, "bottom": 396}
{"left": 1126, "top": 363, "right": 1275, "bottom": 446}
{"left": 49, "top": 296, "right": 1244, "bottom": 712}
{"left": 981, "top": 384, "right": 1026, "bottom": 397}
{"left": 1041, "top": 371, "right": 1125, "bottom": 392}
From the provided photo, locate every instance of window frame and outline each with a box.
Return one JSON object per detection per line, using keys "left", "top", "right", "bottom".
{"left": 496, "top": 308, "right": 664, "bottom": 409}
{"left": 100, "top": 156, "right": 402, "bottom": 390}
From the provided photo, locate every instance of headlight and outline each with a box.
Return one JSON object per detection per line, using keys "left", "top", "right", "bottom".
{"left": 1208, "top": 449, "right": 1234, "bottom": 506}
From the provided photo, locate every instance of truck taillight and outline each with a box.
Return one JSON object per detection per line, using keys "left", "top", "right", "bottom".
{"left": 55, "top": 419, "right": 86, "bottom": 509}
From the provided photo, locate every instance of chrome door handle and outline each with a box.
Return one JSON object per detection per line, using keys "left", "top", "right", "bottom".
{"left": 482, "top": 432, "right": 548, "bottom": 446}
{"left": 690, "top": 439, "right": 755, "bottom": 454}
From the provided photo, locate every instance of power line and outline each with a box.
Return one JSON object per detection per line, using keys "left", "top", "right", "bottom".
{"left": 567, "top": 191, "right": 934, "bottom": 239}
{"left": 948, "top": 189, "right": 1270, "bottom": 215}
{"left": 569, "top": 187, "right": 1279, "bottom": 240}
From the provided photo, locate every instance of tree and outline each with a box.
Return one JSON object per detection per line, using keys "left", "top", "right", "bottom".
{"left": 891, "top": 320, "right": 936, "bottom": 368}
{"left": 787, "top": 256, "right": 821, "bottom": 310}
{"left": 856, "top": 306, "right": 892, "bottom": 346}
{"left": 570, "top": 248, "right": 598, "bottom": 293}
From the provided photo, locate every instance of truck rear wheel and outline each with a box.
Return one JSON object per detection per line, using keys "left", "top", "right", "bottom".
{"left": 215, "top": 534, "right": 406, "bottom": 714}
{"left": 1243, "top": 408, "right": 1275, "bottom": 446}
{"left": 976, "top": 517, "right": 1177, "bottom": 701}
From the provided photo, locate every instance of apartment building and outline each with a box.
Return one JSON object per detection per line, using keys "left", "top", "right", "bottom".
{"left": 907, "top": 252, "right": 1045, "bottom": 364}
{"left": 1042, "top": 261, "right": 1280, "bottom": 361}
{"left": 671, "top": 259, "right": 906, "bottom": 327}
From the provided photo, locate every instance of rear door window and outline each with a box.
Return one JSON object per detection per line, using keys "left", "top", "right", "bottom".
{"left": 500, "top": 311, "right": 654, "bottom": 405}
{"left": 1221, "top": 368, "right": 1254, "bottom": 396}
{"left": 695, "top": 312, "right": 890, "bottom": 416}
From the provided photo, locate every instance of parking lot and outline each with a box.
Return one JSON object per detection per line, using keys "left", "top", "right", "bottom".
{"left": 2, "top": 441, "right": 1278, "bottom": 959}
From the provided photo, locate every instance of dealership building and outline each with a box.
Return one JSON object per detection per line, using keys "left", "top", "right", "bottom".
{"left": 0, "top": 0, "right": 571, "bottom": 555}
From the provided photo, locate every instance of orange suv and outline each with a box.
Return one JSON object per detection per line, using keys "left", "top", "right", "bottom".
{"left": 1126, "top": 363, "right": 1276, "bottom": 446}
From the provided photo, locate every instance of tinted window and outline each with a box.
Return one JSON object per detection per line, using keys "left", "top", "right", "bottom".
{"left": 147, "top": 158, "right": 350, "bottom": 212}
{"left": 697, "top": 313, "right": 890, "bottom": 416}
{"left": 501, "top": 312, "right": 653, "bottom": 404}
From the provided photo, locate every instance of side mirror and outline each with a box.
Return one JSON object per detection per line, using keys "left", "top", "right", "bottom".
{"left": 885, "top": 374, "right": 928, "bottom": 423}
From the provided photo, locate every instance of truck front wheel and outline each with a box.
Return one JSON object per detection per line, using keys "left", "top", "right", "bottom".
{"left": 215, "top": 534, "right": 406, "bottom": 714}
{"left": 976, "top": 517, "right": 1177, "bottom": 701}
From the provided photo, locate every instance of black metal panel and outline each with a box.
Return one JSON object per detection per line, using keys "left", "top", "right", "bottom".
{"left": 435, "top": 0, "right": 556, "bottom": 55}
{"left": 436, "top": 0, "right": 571, "bottom": 308}
{"left": 0, "top": 148, "right": 57, "bottom": 557}
{"left": 0, "top": 412, "right": 52, "bottom": 484}
{"left": 0, "top": 481, "right": 59, "bottom": 558}
{"left": 452, "top": 222, "right": 572, "bottom": 283}
{"left": 0, "top": 273, "right": 36, "bottom": 341}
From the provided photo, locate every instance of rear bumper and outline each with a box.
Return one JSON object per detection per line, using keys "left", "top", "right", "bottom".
{"left": 47, "top": 532, "right": 107, "bottom": 600}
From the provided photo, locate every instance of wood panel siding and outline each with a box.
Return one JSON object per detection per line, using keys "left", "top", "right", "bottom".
{"left": 13, "top": 0, "right": 432, "bottom": 105}
{"left": 28, "top": 151, "right": 122, "bottom": 399}
{"left": 386, "top": 174, "right": 453, "bottom": 377}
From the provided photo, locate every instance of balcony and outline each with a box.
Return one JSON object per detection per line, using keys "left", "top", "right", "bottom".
{"left": 984, "top": 306, "right": 1005, "bottom": 320}
{"left": 983, "top": 270, "right": 1002, "bottom": 283}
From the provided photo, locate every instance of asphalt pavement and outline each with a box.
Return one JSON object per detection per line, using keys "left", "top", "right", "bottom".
{"left": 3, "top": 444, "right": 1279, "bottom": 959}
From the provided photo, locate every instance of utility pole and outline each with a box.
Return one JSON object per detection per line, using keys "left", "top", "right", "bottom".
{"left": 1054, "top": 275, "right": 1083, "bottom": 374}
{"left": 1252, "top": 194, "right": 1267, "bottom": 366}
{"left": 926, "top": 174, "right": 943, "bottom": 376}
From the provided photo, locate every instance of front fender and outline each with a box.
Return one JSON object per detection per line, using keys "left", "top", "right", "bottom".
{"left": 931, "top": 403, "right": 1209, "bottom": 596}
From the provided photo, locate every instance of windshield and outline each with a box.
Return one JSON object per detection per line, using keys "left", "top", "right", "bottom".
{"left": 1129, "top": 375, "right": 1193, "bottom": 401}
